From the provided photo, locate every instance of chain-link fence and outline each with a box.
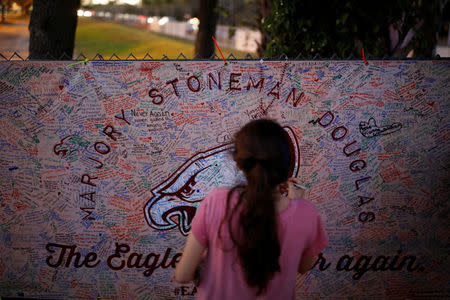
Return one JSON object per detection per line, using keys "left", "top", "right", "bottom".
{"left": 1, "top": 51, "right": 448, "bottom": 61}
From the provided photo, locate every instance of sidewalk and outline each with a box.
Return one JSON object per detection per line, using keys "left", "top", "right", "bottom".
{"left": 0, "top": 12, "right": 30, "bottom": 59}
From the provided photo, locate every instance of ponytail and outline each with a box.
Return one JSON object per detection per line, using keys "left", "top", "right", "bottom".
{"left": 219, "top": 119, "right": 291, "bottom": 295}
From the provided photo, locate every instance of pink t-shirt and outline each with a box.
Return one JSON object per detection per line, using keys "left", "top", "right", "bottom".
{"left": 191, "top": 187, "right": 328, "bottom": 300}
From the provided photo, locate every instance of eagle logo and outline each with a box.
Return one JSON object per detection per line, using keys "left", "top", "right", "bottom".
{"left": 144, "top": 126, "right": 300, "bottom": 236}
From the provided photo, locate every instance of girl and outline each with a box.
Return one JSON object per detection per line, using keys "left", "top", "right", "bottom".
{"left": 174, "top": 119, "right": 328, "bottom": 299}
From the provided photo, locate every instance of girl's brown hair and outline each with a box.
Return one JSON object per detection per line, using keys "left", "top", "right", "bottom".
{"left": 219, "top": 119, "right": 292, "bottom": 295}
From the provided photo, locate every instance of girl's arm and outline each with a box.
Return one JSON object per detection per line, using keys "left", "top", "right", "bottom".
{"left": 174, "top": 233, "right": 207, "bottom": 283}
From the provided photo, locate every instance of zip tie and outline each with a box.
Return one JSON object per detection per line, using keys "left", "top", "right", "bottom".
{"left": 212, "top": 36, "right": 227, "bottom": 65}
{"left": 67, "top": 58, "right": 89, "bottom": 67}
{"left": 362, "top": 48, "right": 368, "bottom": 65}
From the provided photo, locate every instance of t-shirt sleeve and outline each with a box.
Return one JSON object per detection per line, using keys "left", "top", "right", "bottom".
{"left": 302, "top": 210, "right": 328, "bottom": 257}
{"left": 190, "top": 191, "right": 211, "bottom": 247}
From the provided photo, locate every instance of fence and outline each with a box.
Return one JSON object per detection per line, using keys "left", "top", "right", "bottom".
{"left": 0, "top": 51, "right": 447, "bottom": 61}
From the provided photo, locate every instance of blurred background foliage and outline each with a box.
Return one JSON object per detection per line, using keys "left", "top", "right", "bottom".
{"left": 263, "top": 0, "right": 448, "bottom": 58}
{"left": 1, "top": 0, "right": 449, "bottom": 59}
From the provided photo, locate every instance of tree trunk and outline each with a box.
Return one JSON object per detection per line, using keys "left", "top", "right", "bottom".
{"left": 256, "top": 0, "right": 272, "bottom": 57}
{"left": 194, "top": 0, "right": 218, "bottom": 58}
{"left": 29, "top": 0, "right": 80, "bottom": 59}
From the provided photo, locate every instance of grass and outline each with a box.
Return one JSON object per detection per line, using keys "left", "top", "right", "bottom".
{"left": 75, "top": 18, "right": 254, "bottom": 59}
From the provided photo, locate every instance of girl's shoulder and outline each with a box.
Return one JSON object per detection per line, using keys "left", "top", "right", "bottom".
{"left": 289, "top": 197, "right": 320, "bottom": 216}
{"left": 203, "top": 186, "right": 238, "bottom": 207}
{"left": 206, "top": 186, "right": 234, "bottom": 199}
{"left": 201, "top": 187, "right": 239, "bottom": 221}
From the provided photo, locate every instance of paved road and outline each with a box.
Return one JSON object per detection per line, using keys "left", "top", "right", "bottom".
{"left": 0, "top": 13, "right": 30, "bottom": 59}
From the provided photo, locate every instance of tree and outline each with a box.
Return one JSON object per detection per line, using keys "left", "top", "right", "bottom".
{"left": 194, "top": 0, "right": 218, "bottom": 58}
{"left": 1, "top": 0, "right": 33, "bottom": 23}
{"left": 15, "top": 0, "right": 33, "bottom": 15}
{"left": 1, "top": 1, "right": 9, "bottom": 23}
{"left": 0, "top": 0, "right": 14, "bottom": 23}
{"left": 29, "top": 0, "right": 80, "bottom": 59}
{"left": 256, "top": 0, "right": 272, "bottom": 57}
{"left": 263, "top": 0, "right": 446, "bottom": 58}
